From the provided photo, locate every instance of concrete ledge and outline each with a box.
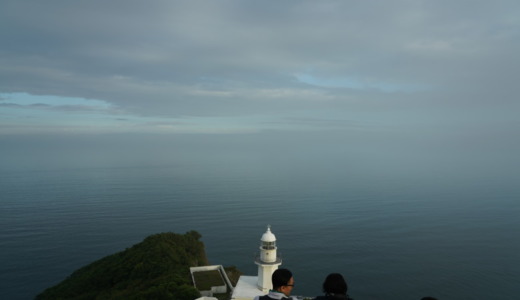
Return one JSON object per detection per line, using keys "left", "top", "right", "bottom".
{"left": 190, "top": 265, "right": 235, "bottom": 297}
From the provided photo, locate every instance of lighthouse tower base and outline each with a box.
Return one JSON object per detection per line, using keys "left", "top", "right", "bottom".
{"left": 257, "top": 263, "right": 280, "bottom": 293}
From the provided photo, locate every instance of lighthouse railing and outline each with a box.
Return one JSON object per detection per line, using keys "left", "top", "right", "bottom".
{"left": 254, "top": 252, "right": 282, "bottom": 265}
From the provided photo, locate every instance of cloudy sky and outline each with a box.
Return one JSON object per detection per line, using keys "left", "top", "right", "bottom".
{"left": 1, "top": 0, "right": 519, "bottom": 176}
{"left": 1, "top": 0, "right": 518, "bottom": 135}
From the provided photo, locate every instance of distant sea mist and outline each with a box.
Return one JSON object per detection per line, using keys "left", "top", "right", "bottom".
{"left": 1, "top": 132, "right": 519, "bottom": 299}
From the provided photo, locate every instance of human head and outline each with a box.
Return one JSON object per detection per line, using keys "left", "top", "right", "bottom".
{"left": 322, "top": 273, "right": 347, "bottom": 295}
{"left": 421, "top": 298, "right": 437, "bottom": 300}
{"left": 272, "top": 268, "right": 294, "bottom": 296}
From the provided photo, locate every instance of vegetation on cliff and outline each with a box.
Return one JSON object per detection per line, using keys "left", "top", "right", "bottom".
{"left": 36, "top": 231, "right": 208, "bottom": 300}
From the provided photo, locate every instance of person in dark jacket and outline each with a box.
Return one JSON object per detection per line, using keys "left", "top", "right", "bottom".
{"left": 254, "top": 268, "right": 296, "bottom": 300}
{"left": 314, "top": 273, "right": 353, "bottom": 300}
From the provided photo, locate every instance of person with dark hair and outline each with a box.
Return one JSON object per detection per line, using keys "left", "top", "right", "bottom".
{"left": 421, "top": 297, "right": 438, "bottom": 300}
{"left": 254, "top": 268, "right": 295, "bottom": 300}
{"left": 314, "top": 273, "right": 353, "bottom": 300}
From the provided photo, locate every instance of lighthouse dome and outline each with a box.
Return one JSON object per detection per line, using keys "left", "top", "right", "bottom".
{"left": 261, "top": 225, "right": 276, "bottom": 242}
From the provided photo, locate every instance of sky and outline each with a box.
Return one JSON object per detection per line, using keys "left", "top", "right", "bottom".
{"left": 1, "top": 1, "right": 519, "bottom": 173}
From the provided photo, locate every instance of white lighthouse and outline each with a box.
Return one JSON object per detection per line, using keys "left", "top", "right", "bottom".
{"left": 255, "top": 225, "right": 282, "bottom": 293}
{"left": 231, "top": 226, "right": 284, "bottom": 300}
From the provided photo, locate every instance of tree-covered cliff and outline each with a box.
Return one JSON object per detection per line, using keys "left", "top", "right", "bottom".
{"left": 36, "top": 231, "right": 208, "bottom": 300}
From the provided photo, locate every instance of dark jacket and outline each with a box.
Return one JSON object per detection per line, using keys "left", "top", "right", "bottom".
{"left": 314, "top": 294, "right": 353, "bottom": 300}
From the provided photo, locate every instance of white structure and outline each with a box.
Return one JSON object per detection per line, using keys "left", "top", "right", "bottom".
{"left": 231, "top": 226, "right": 283, "bottom": 300}
{"left": 190, "top": 265, "right": 234, "bottom": 297}
{"left": 232, "top": 275, "right": 264, "bottom": 300}
{"left": 255, "top": 225, "right": 282, "bottom": 293}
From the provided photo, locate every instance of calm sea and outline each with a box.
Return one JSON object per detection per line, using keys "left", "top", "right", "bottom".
{"left": 1, "top": 161, "right": 519, "bottom": 300}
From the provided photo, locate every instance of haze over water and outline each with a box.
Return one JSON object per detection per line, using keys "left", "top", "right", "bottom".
{"left": 1, "top": 133, "right": 519, "bottom": 300}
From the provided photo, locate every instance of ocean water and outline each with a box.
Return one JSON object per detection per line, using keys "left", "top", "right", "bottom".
{"left": 1, "top": 158, "right": 519, "bottom": 300}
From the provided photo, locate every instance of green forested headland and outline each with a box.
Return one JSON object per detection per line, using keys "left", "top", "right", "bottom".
{"left": 36, "top": 231, "right": 209, "bottom": 300}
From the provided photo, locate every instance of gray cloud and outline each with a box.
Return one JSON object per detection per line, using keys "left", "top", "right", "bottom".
{"left": 1, "top": 0, "right": 519, "bottom": 123}
{"left": 0, "top": 100, "right": 121, "bottom": 114}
